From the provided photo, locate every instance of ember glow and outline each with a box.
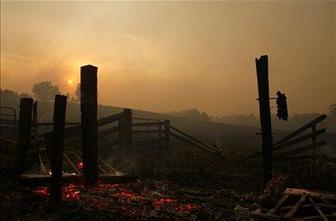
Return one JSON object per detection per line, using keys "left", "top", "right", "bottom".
{"left": 33, "top": 184, "right": 82, "bottom": 200}
{"left": 153, "top": 198, "right": 176, "bottom": 206}
{"left": 32, "top": 182, "right": 202, "bottom": 216}
{"left": 76, "top": 161, "right": 84, "bottom": 170}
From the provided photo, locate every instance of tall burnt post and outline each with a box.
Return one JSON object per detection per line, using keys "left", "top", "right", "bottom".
{"left": 80, "top": 65, "right": 98, "bottom": 185}
{"left": 50, "top": 95, "right": 67, "bottom": 203}
{"left": 17, "top": 98, "right": 34, "bottom": 173}
{"left": 32, "top": 101, "right": 39, "bottom": 164}
{"left": 255, "top": 55, "right": 273, "bottom": 185}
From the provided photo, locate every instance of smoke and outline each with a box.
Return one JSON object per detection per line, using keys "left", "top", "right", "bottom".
{"left": 1, "top": 1, "right": 335, "bottom": 115}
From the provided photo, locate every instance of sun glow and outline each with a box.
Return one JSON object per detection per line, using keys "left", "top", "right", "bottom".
{"left": 67, "top": 79, "right": 74, "bottom": 86}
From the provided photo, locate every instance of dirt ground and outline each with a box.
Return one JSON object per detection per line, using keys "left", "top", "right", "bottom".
{"left": 1, "top": 147, "right": 335, "bottom": 221}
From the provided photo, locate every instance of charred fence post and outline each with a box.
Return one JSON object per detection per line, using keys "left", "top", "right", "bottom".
{"left": 124, "top": 108, "right": 132, "bottom": 148}
{"left": 119, "top": 113, "right": 126, "bottom": 147}
{"left": 32, "top": 101, "right": 39, "bottom": 165}
{"left": 164, "top": 120, "right": 170, "bottom": 147}
{"left": 80, "top": 65, "right": 98, "bottom": 186}
{"left": 50, "top": 95, "right": 67, "bottom": 203}
{"left": 17, "top": 98, "right": 34, "bottom": 173}
{"left": 256, "top": 55, "right": 273, "bottom": 185}
{"left": 311, "top": 124, "right": 317, "bottom": 178}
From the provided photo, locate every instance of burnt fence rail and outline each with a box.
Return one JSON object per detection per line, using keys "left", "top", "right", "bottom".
{"left": 0, "top": 106, "right": 17, "bottom": 139}
{"left": 1, "top": 103, "right": 220, "bottom": 175}
{"left": 248, "top": 114, "right": 328, "bottom": 160}
{"left": 273, "top": 114, "right": 327, "bottom": 159}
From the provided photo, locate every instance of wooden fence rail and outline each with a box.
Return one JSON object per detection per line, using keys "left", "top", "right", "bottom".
{"left": 274, "top": 114, "right": 327, "bottom": 146}
{"left": 247, "top": 114, "right": 327, "bottom": 161}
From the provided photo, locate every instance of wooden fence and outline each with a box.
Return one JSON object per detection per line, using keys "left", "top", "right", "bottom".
{"left": 0, "top": 106, "right": 17, "bottom": 139}
{"left": 273, "top": 114, "right": 327, "bottom": 159}
{"left": 248, "top": 114, "right": 327, "bottom": 161}
{"left": 27, "top": 107, "right": 219, "bottom": 179}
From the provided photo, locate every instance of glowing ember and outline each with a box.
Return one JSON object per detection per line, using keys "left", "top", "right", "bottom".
{"left": 63, "top": 184, "right": 81, "bottom": 200}
{"left": 31, "top": 182, "right": 203, "bottom": 218}
{"left": 33, "top": 187, "right": 49, "bottom": 197}
{"left": 153, "top": 198, "right": 176, "bottom": 206}
{"left": 32, "top": 184, "right": 82, "bottom": 200}
{"left": 175, "top": 203, "right": 200, "bottom": 211}
{"left": 76, "top": 161, "right": 84, "bottom": 170}
{"left": 115, "top": 191, "right": 136, "bottom": 198}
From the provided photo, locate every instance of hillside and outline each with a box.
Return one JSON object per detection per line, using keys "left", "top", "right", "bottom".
{"left": 33, "top": 101, "right": 302, "bottom": 152}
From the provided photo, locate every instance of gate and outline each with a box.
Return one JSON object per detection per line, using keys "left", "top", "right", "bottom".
{"left": 0, "top": 106, "right": 17, "bottom": 140}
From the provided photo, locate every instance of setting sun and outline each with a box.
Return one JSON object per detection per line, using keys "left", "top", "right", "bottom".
{"left": 67, "top": 79, "right": 74, "bottom": 86}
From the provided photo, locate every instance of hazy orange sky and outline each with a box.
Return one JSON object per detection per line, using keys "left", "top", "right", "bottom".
{"left": 1, "top": 1, "right": 335, "bottom": 116}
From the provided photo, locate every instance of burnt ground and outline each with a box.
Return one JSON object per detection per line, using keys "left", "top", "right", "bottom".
{"left": 1, "top": 145, "right": 336, "bottom": 221}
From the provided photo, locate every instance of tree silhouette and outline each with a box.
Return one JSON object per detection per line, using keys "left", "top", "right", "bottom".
{"left": 32, "top": 81, "right": 60, "bottom": 101}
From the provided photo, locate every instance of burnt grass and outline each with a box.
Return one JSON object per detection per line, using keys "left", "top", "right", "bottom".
{"left": 1, "top": 144, "right": 336, "bottom": 221}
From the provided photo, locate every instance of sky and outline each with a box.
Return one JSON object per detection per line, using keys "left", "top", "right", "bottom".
{"left": 1, "top": 1, "right": 335, "bottom": 116}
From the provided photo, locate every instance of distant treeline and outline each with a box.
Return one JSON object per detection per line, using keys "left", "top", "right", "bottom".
{"left": 1, "top": 85, "right": 335, "bottom": 131}
{"left": 167, "top": 107, "right": 336, "bottom": 131}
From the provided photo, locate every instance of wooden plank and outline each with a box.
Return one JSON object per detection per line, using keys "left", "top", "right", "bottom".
{"left": 302, "top": 215, "right": 336, "bottom": 220}
{"left": 70, "top": 152, "right": 82, "bottom": 164}
{"left": 98, "top": 165, "right": 107, "bottom": 174}
{"left": 0, "top": 119, "right": 18, "bottom": 124}
{"left": 97, "top": 112, "right": 124, "bottom": 127}
{"left": 133, "top": 117, "right": 160, "bottom": 122}
{"left": 37, "top": 122, "right": 80, "bottom": 126}
{"left": 170, "top": 126, "right": 219, "bottom": 152}
{"left": 274, "top": 114, "right": 327, "bottom": 145}
{"left": 170, "top": 132, "right": 217, "bottom": 153}
{"left": 98, "top": 157, "right": 118, "bottom": 174}
{"left": 281, "top": 155, "right": 322, "bottom": 161}
{"left": 267, "top": 194, "right": 290, "bottom": 215}
{"left": 132, "top": 122, "right": 163, "bottom": 127}
{"left": 251, "top": 209, "right": 282, "bottom": 221}
{"left": 62, "top": 113, "right": 123, "bottom": 138}
{"left": 276, "top": 141, "right": 326, "bottom": 159}
{"left": 273, "top": 129, "right": 326, "bottom": 151}
{"left": 279, "top": 203, "right": 336, "bottom": 211}
{"left": 132, "top": 129, "right": 161, "bottom": 133}
{"left": 284, "top": 188, "right": 336, "bottom": 200}
{"left": 308, "top": 197, "right": 329, "bottom": 221}
{"left": 63, "top": 152, "right": 80, "bottom": 174}
{"left": 38, "top": 153, "right": 47, "bottom": 174}
{"left": 284, "top": 195, "right": 306, "bottom": 219}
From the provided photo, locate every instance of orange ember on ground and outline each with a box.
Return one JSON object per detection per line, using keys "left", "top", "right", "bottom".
{"left": 32, "top": 182, "right": 202, "bottom": 218}
{"left": 76, "top": 161, "right": 84, "bottom": 170}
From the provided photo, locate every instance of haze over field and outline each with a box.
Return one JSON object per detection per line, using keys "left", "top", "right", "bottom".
{"left": 1, "top": 1, "right": 335, "bottom": 116}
